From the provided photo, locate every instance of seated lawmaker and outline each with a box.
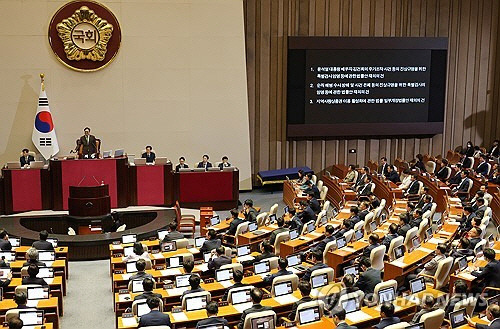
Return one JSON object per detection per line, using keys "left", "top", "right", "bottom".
{"left": 176, "top": 157, "right": 189, "bottom": 171}
{"left": 123, "top": 242, "right": 150, "bottom": 262}
{"left": 22, "top": 264, "right": 49, "bottom": 288}
{"left": 196, "top": 301, "right": 229, "bottom": 329}
{"left": 410, "top": 295, "right": 437, "bottom": 324}
{"left": 138, "top": 296, "right": 171, "bottom": 328}
{"left": 134, "top": 278, "right": 162, "bottom": 301}
{"left": 197, "top": 154, "right": 212, "bottom": 169}
{"left": 243, "top": 199, "right": 258, "bottom": 222}
{"left": 251, "top": 240, "right": 276, "bottom": 264}
{"left": 310, "top": 224, "right": 335, "bottom": 254}
{"left": 200, "top": 229, "right": 222, "bottom": 254}
{"left": 382, "top": 224, "right": 399, "bottom": 251}
{"left": 20, "top": 148, "right": 34, "bottom": 167}
{"left": 141, "top": 145, "right": 155, "bottom": 163}
{"left": 471, "top": 248, "right": 500, "bottom": 295}
{"left": 476, "top": 154, "right": 490, "bottom": 176}
{"left": 23, "top": 248, "right": 44, "bottom": 267}
{"left": 180, "top": 274, "right": 205, "bottom": 300}
{"left": 285, "top": 208, "right": 304, "bottom": 233}
{"left": 297, "top": 200, "right": 315, "bottom": 224}
{"left": 412, "top": 153, "right": 426, "bottom": 173}
{"left": 334, "top": 219, "right": 352, "bottom": 239}
{"left": 397, "top": 214, "right": 411, "bottom": 237}
{"left": 208, "top": 247, "right": 231, "bottom": 270}
{"left": 8, "top": 317, "right": 23, "bottom": 329}
{"left": 32, "top": 230, "right": 54, "bottom": 251}
{"left": 466, "top": 304, "right": 500, "bottom": 329}
{"left": 302, "top": 250, "right": 328, "bottom": 282}
{"left": 354, "top": 257, "right": 381, "bottom": 295}
{"left": 12, "top": 291, "right": 30, "bottom": 310}
{"left": 288, "top": 280, "right": 313, "bottom": 320}
{"left": 343, "top": 165, "right": 357, "bottom": 183}
{"left": 162, "top": 222, "right": 184, "bottom": 242}
{"left": 0, "top": 229, "right": 12, "bottom": 251}
{"left": 304, "top": 180, "right": 320, "bottom": 199}
{"left": 218, "top": 156, "right": 231, "bottom": 169}
{"left": 362, "top": 234, "right": 380, "bottom": 258}
{"left": 129, "top": 259, "right": 153, "bottom": 282}
{"left": 263, "top": 258, "right": 292, "bottom": 284}
{"left": 222, "top": 270, "right": 247, "bottom": 301}
{"left": 225, "top": 208, "right": 244, "bottom": 236}
{"left": 450, "top": 237, "right": 475, "bottom": 258}
{"left": 436, "top": 159, "right": 451, "bottom": 181}
{"left": 332, "top": 308, "right": 358, "bottom": 329}
{"left": 357, "top": 175, "right": 374, "bottom": 196}
{"left": 445, "top": 280, "right": 468, "bottom": 317}
{"left": 268, "top": 217, "right": 289, "bottom": 245}
{"left": 237, "top": 288, "right": 272, "bottom": 329}
{"left": 374, "top": 303, "right": 400, "bottom": 329}
{"left": 385, "top": 165, "right": 400, "bottom": 183}
{"left": 306, "top": 191, "right": 321, "bottom": 215}
{"left": 79, "top": 127, "right": 98, "bottom": 158}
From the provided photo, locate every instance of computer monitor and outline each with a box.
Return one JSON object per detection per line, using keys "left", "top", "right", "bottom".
{"left": 175, "top": 274, "right": 192, "bottom": 288}
{"left": 378, "top": 287, "right": 396, "bottom": 304}
{"left": 114, "top": 149, "right": 125, "bottom": 157}
{"left": 248, "top": 222, "right": 258, "bottom": 232}
{"left": 449, "top": 309, "right": 467, "bottom": 328}
{"left": 195, "top": 237, "right": 206, "bottom": 248}
{"left": 27, "top": 286, "right": 50, "bottom": 300}
{"left": 18, "top": 310, "right": 44, "bottom": 327}
{"left": 185, "top": 295, "right": 208, "bottom": 312}
{"left": 336, "top": 237, "right": 347, "bottom": 249}
{"left": 157, "top": 229, "right": 168, "bottom": 241}
{"left": 136, "top": 301, "right": 151, "bottom": 317}
{"left": 203, "top": 252, "right": 212, "bottom": 263}
{"left": 269, "top": 214, "right": 277, "bottom": 225}
{"left": 341, "top": 297, "right": 360, "bottom": 314}
{"left": 47, "top": 238, "right": 58, "bottom": 248}
{"left": 409, "top": 277, "right": 426, "bottom": 295}
{"left": 274, "top": 281, "right": 293, "bottom": 297}
{"left": 251, "top": 314, "right": 275, "bottom": 329}
{"left": 370, "top": 221, "right": 377, "bottom": 232}
{"left": 0, "top": 251, "right": 15, "bottom": 262}
{"left": 122, "top": 234, "right": 137, "bottom": 244}
{"left": 487, "top": 294, "right": 500, "bottom": 306}
{"left": 231, "top": 288, "right": 252, "bottom": 305}
{"left": 126, "top": 261, "right": 138, "bottom": 273}
{"left": 210, "top": 216, "right": 221, "bottom": 226}
{"left": 298, "top": 306, "right": 321, "bottom": 325}
{"left": 8, "top": 237, "right": 20, "bottom": 248}
{"left": 354, "top": 229, "right": 364, "bottom": 241}
{"left": 283, "top": 206, "right": 289, "bottom": 214}
{"left": 319, "top": 214, "right": 328, "bottom": 226}
{"left": 404, "top": 324, "right": 424, "bottom": 329}
{"left": 37, "top": 267, "right": 54, "bottom": 279}
{"left": 254, "top": 260, "right": 270, "bottom": 275}
{"left": 237, "top": 245, "right": 251, "bottom": 257}
{"left": 215, "top": 269, "right": 233, "bottom": 282}
{"left": 38, "top": 251, "right": 55, "bottom": 261}
{"left": 311, "top": 273, "right": 328, "bottom": 289}
{"left": 290, "top": 229, "right": 299, "bottom": 240}
{"left": 411, "top": 236, "right": 421, "bottom": 250}
{"left": 168, "top": 256, "right": 182, "bottom": 268}
{"left": 131, "top": 279, "right": 145, "bottom": 293}
{"left": 123, "top": 246, "right": 134, "bottom": 257}
{"left": 161, "top": 241, "right": 177, "bottom": 252}
{"left": 344, "top": 265, "right": 358, "bottom": 276}
{"left": 0, "top": 268, "right": 10, "bottom": 280}
{"left": 306, "top": 221, "right": 315, "bottom": 233}
{"left": 286, "top": 254, "right": 301, "bottom": 267}
{"left": 458, "top": 256, "right": 468, "bottom": 272}
{"left": 425, "top": 227, "right": 433, "bottom": 241}
{"left": 393, "top": 245, "right": 405, "bottom": 260}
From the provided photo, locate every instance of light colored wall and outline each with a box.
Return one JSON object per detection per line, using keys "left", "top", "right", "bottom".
{"left": 0, "top": 0, "right": 252, "bottom": 190}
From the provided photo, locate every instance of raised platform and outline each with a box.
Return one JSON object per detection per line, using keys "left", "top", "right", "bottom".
{"left": 0, "top": 206, "right": 176, "bottom": 260}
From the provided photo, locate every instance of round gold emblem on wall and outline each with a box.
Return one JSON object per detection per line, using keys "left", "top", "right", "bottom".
{"left": 48, "top": 1, "right": 121, "bottom": 72}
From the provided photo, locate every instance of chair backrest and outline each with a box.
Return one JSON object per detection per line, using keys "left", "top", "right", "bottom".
{"left": 235, "top": 222, "right": 249, "bottom": 244}
{"left": 317, "top": 180, "right": 324, "bottom": 191}
{"left": 310, "top": 267, "right": 334, "bottom": 286}
{"left": 474, "top": 240, "right": 486, "bottom": 255}
{"left": 425, "top": 161, "right": 436, "bottom": 173}
{"left": 353, "top": 170, "right": 359, "bottom": 182}
{"left": 323, "top": 240, "right": 337, "bottom": 263}
{"left": 274, "top": 231, "right": 290, "bottom": 256}
{"left": 420, "top": 308, "right": 445, "bottom": 329}
{"left": 267, "top": 257, "right": 279, "bottom": 270}
{"left": 243, "top": 310, "right": 276, "bottom": 329}
{"left": 429, "top": 202, "right": 437, "bottom": 219}
{"left": 294, "top": 300, "right": 325, "bottom": 323}
{"left": 271, "top": 274, "right": 299, "bottom": 297}
{"left": 322, "top": 200, "right": 330, "bottom": 212}
{"left": 315, "top": 210, "right": 327, "bottom": 227}
{"left": 181, "top": 290, "right": 211, "bottom": 310}
{"left": 144, "top": 258, "right": 153, "bottom": 270}
{"left": 364, "top": 212, "right": 375, "bottom": 232}
{"left": 388, "top": 236, "right": 404, "bottom": 260}
{"left": 311, "top": 174, "right": 317, "bottom": 184}
{"left": 479, "top": 225, "right": 487, "bottom": 239}
{"left": 418, "top": 218, "right": 429, "bottom": 241}
{"left": 370, "top": 183, "right": 376, "bottom": 193}
{"left": 175, "top": 238, "right": 189, "bottom": 249}
{"left": 220, "top": 263, "right": 243, "bottom": 273}
{"left": 116, "top": 224, "right": 127, "bottom": 232}
{"left": 481, "top": 216, "right": 490, "bottom": 227}
{"left": 21, "top": 266, "right": 29, "bottom": 277}
{"left": 404, "top": 227, "right": 418, "bottom": 251}
{"left": 132, "top": 298, "right": 163, "bottom": 314}
{"left": 434, "top": 257, "right": 454, "bottom": 289}
{"left": 256, "top": 213, "right": 268, "bottom": 227}
{"left": 370, "top": 245, "right": 387, "bottom": 271}
{"left": 269, "top": 204, "right": 279, "bottom": 216}
{"left": 417, "top": 181, "right": 424, "bottom": 194}
{"left": 372, "top": 280, "right": 397, "bottom": 304}
{"left": 353, "top": 220, "right": 365, "bottom": 232}
{"left": 484, "top": 207, "right": 492, "bottom": 219}
{"left": 343, "top": 229, "right": 354, "bottom": 243}
{"left": 384, "top": 323, "right": 410, "bottom": 329}
{"left": 454, "top": 296, "right": 477, "bottom": 316}
{"left": 227, "top": 285, "right": 255, "bottom": 304}
{"left": 5, "top": 309, "right": 36, "bottom": 322}
{"left": 320, "top": 186, "right": 328, "bottom": 200}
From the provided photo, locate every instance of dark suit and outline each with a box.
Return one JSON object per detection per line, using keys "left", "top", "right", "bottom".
{"left": 138, "top": 310, "right": 172, "bottom": 328}
{"left": 445, "top": 294, "right": 465, "bottom": 317}
{"left": 386, "top": 171, "right": 400, "bottom": 183}
{"left": 306, "top": 185, "right": 321, "bottom": 199}
{"left": 200, "top": 239, "right": 221, "bottom": 254}
{"left": 414, "top": 161, "right": 426, "bottom": 172}
{"left": 358, "top": 183, "right": 374, "bottom": 196}
{"left": 134, "top": 291, "right": 163, "bottom": 301}
{"left": 222, "top": 282, "right": 248, "bottom": 301}
{"left": 355, "top": 267, "right": 381, "bottom": 294}
{"left": 489, "top": 145, "right": 499, "bottom": 158}
{"left": 0, "top": 240, "right": 12, "bottom": 251}
{"left": 22, "top": 277, "right": 48, "bottom": 288}
{"left": 197, "top": 317, "right": 229, "bottom": 329}
{"left": 359, "top": 210, "right": 369, "bottom": 222}
{"left": 471, "top": 259, "right": 500, "bottom": 290}
{"left": 287, "top": 216, "right": 304, "bottom": 233}
{"left": 410, "top": 216, "right": 423, "bottom": 228}
{"left": 226, "top": 217, "right": 244, "bottom": 236}
{"left": 218, "top": 162, "right": 232, "bottom": 170}
{"left": 237, "top": 304, "right": 272, "bottom": 329}
{"left": 407, "top": 180, "right": 420, "bottom": 195}
{"left": 421, "top": 202, "right": 432, "bottom": 214}
{"left": 245, "top": 208, "right": 258, "bottom": 222}
{"left": 181, "top": 287, "right": 205, "bottom": 300}
{"left": 22, "top": 259, "right": 45, "bottom": 267}
{"left": 374, "top": 317, "right": 400, "bottom": 329}
{"left": 456, "top": 178, "right": 472, "bottom": 193}
{"left": 252, "top": 252, "right": 276, "bottom": 264}
{"left": 263, "top": 269, "right": 292, "bottom": 284}
{"left": 32, "top": 240, "right": 54, "bottom": 251}
{"left": 197, "top": 161, "right": 213, "bottom": 169}
{"left": 469, "top": 237, "right": 481, "bottom": 250}
{"left": 129, "top": 271, "right": 154, "bottom": 282}
{"left": 449, "top": 172, "right": 462, "bottom": 185}
{"left": 462, "top": 157, "right": 473, "bottom": 169}
{"left": 382, "top": 233, "right": 398, "bottom": 251}
{"left": 309, "top": 198, "right": 321, "bottom": 215}
{"left": 397, "top": 224, "right": 411, "bottom": 237}
{"left": 477, "top": 319, "right": 500, "bottom": 329}
{"left": 436, "top": 166, "right": 451, "bottom": 180}
{"left": 141, "top": 152, "right": 156, "bottom": 163}
{"left": 411, "top": 307, "right": 437, "bottom": 324}
{"left": 20, "top": 155, "right": 35, "bottom": 166}
{"left": 336, "top": 323, "right": 358, "bottom": 329}
{"left": 312, "top": 235, "right": 336, "bottom": 253}
{"left": 297, "top": 206, "right": 315, "bottom": 224}
{"left": 363, "top": 243, "right": 380, "bottom": 258}
{"left": 379, "top": 164, "right": 389, "bottom": 176}
{"left": 288, "top": 296, "right": 313, "bottom": 320}
{"left": 208, "top": 255, "right": 232, "bottom": 270}
{"left": 476, "top": 162, "right": 489, "bottom": 176}
{"left": 269, "top": 227, "right": 289, "bottom": 245}
{"left": 176, "top": 163, "right": 189, "bottom": 172}
{"left": 302, "top": 262, "right": 328, "bottom": 282}
{"left": 162, "top": 230, "right": 184, "bottom": 242}
{"left": 79, "top": 134, "right": 97, "bottom": 156}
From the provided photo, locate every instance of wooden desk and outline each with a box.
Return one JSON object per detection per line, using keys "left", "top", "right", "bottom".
{"left": 14, "top": 246, "right": 69, "bottom": 276}
{"left": 276, "top": 317, "right": 334, "bottom": 329}
{"left": 456, "top": 315, "right": 490, "bottom": 329}
{"left": 10, "top": 260, "right": 67, "bottom": 292}
{"left": 7, "top": 277, "right": 64, "bottom": 314}
{"left": 283, "top": 181, "right": 296, "bottom": 208}
{"left": 383, "top": 247, "right": 434, "bottom": 281}
{"left": 326, "top": 240, "right": 369, "bottom": 279}
{"left": 0, "top": 297, "right": 59, "bottom": 329}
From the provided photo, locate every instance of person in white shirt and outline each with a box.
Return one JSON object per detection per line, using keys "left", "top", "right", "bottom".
{"left": 123, "top": 242, "right": 150, "bottom": 262}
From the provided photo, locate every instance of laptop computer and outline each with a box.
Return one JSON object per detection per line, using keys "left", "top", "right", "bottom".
{"left": 123, "top": 246, "right": 134, "bottom": 257}
{"left": 136, "top": 300, "right": 150, "bottom": 317}
{"left": 306, "top": 221, "right": 316, "bottom": 234}
{"left": 286, "top": 254, "right": 306, "bottom": 271}
{"left": 37, "top": 267, "right": 54, "bottom": 279}
{"left": 157, "top": 229, "right": 168, "bottom": 241}
{"left": 353, "top": 229, "right": 364, "bottom": 242}
{"left": 237, "top": 245, "right": 251, "bottom": 257}
{"left": 251, "top": 314, "right": 274, "bottom": 329}
{"left": 487, "top": 294, "right": 500, "bottom": 306}
{"left": 0, "top": 251, "right": 16, "bottom": 262}
{"left": 27, "top": 286, "right": 50, "bottom": 300}
{"left": 126, "top": 261, "right": 138, "bottom": 273}
{"left": 30, "top": 161, "right": 44, "bottom": 169}
{"left": 7, "top": 162, "right": 21, "bottom": 169}
{"left": 370, "top": 221, "right": 377, "bottom": 232}
{"left": 47, "top": 238, "right": 58, "bottom": 248}
{"left": 208, "top": 167, "right": 220, "bottom": 172}
{"left": 0, "top": 268, "right": 11, "bottom": 280}
{"left": 38, "top": 251, "right": 55, "bottom": 261}
{"left": 449, "top": 308, "right": 468, "bottom": 328}
{"left": 18, "top": 310, "right": 44, "bottom": 328}
{"left": 298, "top": 306, "right": 321, "bottom": 325}
{"left": 457, "top": 256, "right": 468, "bottom": 272}
{"left": 268, "top": 214, "right": 277, "bottom": 225}
{"left": 131, "top": 279, "right": 145, "bottom": 293}
{"left": 341, "top": 297, "right": 360, "bottom": 313}
{"left": 185, "top": 295, "right": 208, "bottom": 311}
{"left": 222, "top": 166, "right": 235, "bottom": 172}
{"left": 344, "top": 265, "right": 359, "bottom": 276}
{"left": 195, "top": 237, "right": 206, "bottom": 248}
{"left": 122, "top": 234, "right": 137, "bottom": 244}
{"left": 393, "top": 245, "right": 405, "bottom": 260}
{"left": 319, "top": 214, "right": 328, "bottom": 227}
{"left": 231, "top": 288, "right": 252, "bottom": 305}
{"left": 411, "top": 236, "right": 421, "bottom": 251}
{"left": 336, "top": 236, "right": 347, "bottom": 249}
{"left": 203, "top": 252, "right": 211, "bottom": 263}
{"left": 425, "top": 227, "right": 433, "bottom": 242}
{"left": 179, "top": 167, "right": 191, "bottom": 172}
{"left": 102, "top": 150, "right": 112, "bottom": 158}
{"left": 289, "top": 229, "right": 299, "bottom": 240}
{"left": 175, "top": 274, "right": 192, "bottom": 288}
{"left": 161, "top": 241, "right": 177, "bottom": 252}
{"left": 155, "top": 157, "right": 168, "bottom": 165}
{"left": 210, "top": 216, "right": 221, "bottom": 226}
{"left": 248, "top": 222, "right": 258, "bottom": 232}
{"left": 409, "top": 277, "right": 426, "bottom": 295}
{"left": 274, "top": 281, "right": 293, "bottom": 297}
{"left": 254, "top": 260, "right": 270, "bottom": 275}
{"left": 168, "top": 256, "right": 182, "bottom": 268}
{"left": 311, "top": 273, "right": 328, "bottom": 289}
{"left": 215, "top": 269, "right": 233, "bottom": 282}
{"left": 8, "top": 237, "right": 20, "bottom": 248}
{"left": 378, "top": 286, "right": 396, "bottom": 304}
{"left": 114, "top": 149, "right": 125, "bottom": 158}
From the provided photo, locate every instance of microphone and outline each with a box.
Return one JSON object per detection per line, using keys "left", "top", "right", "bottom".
{"left": 77, "top": 176, "right": 86, "bottom": 186}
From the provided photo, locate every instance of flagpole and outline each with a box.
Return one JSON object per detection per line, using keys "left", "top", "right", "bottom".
{"left": 40, "top": 73, "right": 45, "bottom": 91}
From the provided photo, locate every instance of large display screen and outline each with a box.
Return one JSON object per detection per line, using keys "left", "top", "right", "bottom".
{"left": 287, "top": 37, "right": 448, "bottom": 137}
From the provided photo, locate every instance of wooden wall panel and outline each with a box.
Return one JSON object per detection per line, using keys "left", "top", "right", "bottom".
{"left": 244, "top": 0, "right": 500, "bottom": 183}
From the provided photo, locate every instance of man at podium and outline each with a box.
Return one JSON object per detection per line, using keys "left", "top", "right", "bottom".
{"left": 78, "top": 127, "right": 98, "bottom": 159}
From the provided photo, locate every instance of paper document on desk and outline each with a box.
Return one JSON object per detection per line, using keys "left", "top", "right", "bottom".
{"left": 152, "top": 253, "right": 164, "bottom": 259}
{"left": 449, "top": 197, "right": 461, "bottom": 202}
{"left": 341, "top": 209, "right": 350, "bottom": 213}
{"left": 274, "top": 295, "right": 298, "bottom": 305}
{"left": 343, "top": 247, "right": 357, "bottom": 253}
{"left": 121, "top": 274, "right": 131, "bottom": 280}
{"left": 171, "top": 312, "right": 189, "bottom": 322}
{"left": 233, "top": 302, "right": 253, "bottom": 313}
{"left": 161, "top": 269, "right": 182, "bottom": 276}
{"left": 427, "top": 237, "right": 447, "bottom": 244}
{"left": 195, "top": 263, "right": 209, "bottom": 272}
{"left": 167, "top": 287, "right": 188, "bottom": 296}
{"left": 346, "top": 310, "right": 372, "bottom": 322}
{"left": 112, "top": 244, "right": 122, "bottom": 250}
{"left": 417, "top": 247, "right": 434, "bottom": 253}
{"left": 237, "top": 255, "right": 254, "bottom": 262}
{"left": 219, "top": 280, "right": 233, "bottom": 288}
{"left": 121, "top": 317, "right": 138, "bottom": 327}
{"left": 459, "top": 272, "right": 477, "bottom": 281}
{"left": 42, "top": 261, "right": 53, "bottom": 267}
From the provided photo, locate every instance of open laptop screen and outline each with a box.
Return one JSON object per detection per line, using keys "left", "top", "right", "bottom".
{"left": 449, "top": 309, "right": 467, "bottom": 328}
{"left": 289, "top": 229, "right": 299, "bottom": 240}
{"left": 336, "top": 237, "right": 347, "bottom": 249}
{"left": 298, "top": 306, "right": 321, "bottom": 325}
{"left": 131, "top": 279, "right": 145, "bottom": 293}
{"left": 168, "top": 256, "right": 182, "bottom": 268}
{"left": 311, "top": 274, "right": 328, "bottom": 289}
{"left": 251, "top": 315, "right": 274, "bottom": 329}
{"left": 254, "top": 260, "right": 270, "bottom": 275}
{"left": 393, "top": 245, "right": 405, "bottom": 259}
{"left": 237, "top": 245, "right": 251, "bottom": 257}
{"left": 195, "top": 237, "right": 206, "bottom": 248}
{"left": 157, "top": 229, "right": 168, "bottom": 241}
{"left": 39, "top": 251, "right": 55, "bottom": 261}
{"left": 410, "top": 277, "right": 426, "bottom": 295}
{"left": 344, "top": 265, "right": 358, "bottom": 276}
{"left": 286, "top": 254, "right": 301, "bottom": 267}
{"left": 161, "top": 241, "right": 177, "bottom": 252}
{"left": 341, "top": 297, "right": 360, "bottom": 313}
{"left": 27, "top": 286, "right": 50, "bottom": 300}
{"left": 176, "top": 274, "right": 191, "bottom": 288}
{"left": 210, "top": 216, "right": 220, "bottom": 226}
{"left": 186, "top": 295, "right": 208, "bottom": 312}
{"left": 231, "top": 288, "right": 252, "bottom": 305}
{"left": 274, "top": 281, "right": 293, "bottom": 297}
{"left": 18, "top": 310, "right": 44, "bottom": 326}
{"left": 126, "top": 261, "right": 138, "bottom": 273}
{"left": 378, "top": 287, "right": 396, "bottom": 304}
{"left": 137, "top": 301, "right": 150, "bottom": 317}
{"left": 215, "top": 269, "right": 233, "bottom": 282}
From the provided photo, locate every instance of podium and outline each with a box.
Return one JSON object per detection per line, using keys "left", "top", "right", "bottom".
{"left": 68, "top": 185, "right": 111, "bottom": 217}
